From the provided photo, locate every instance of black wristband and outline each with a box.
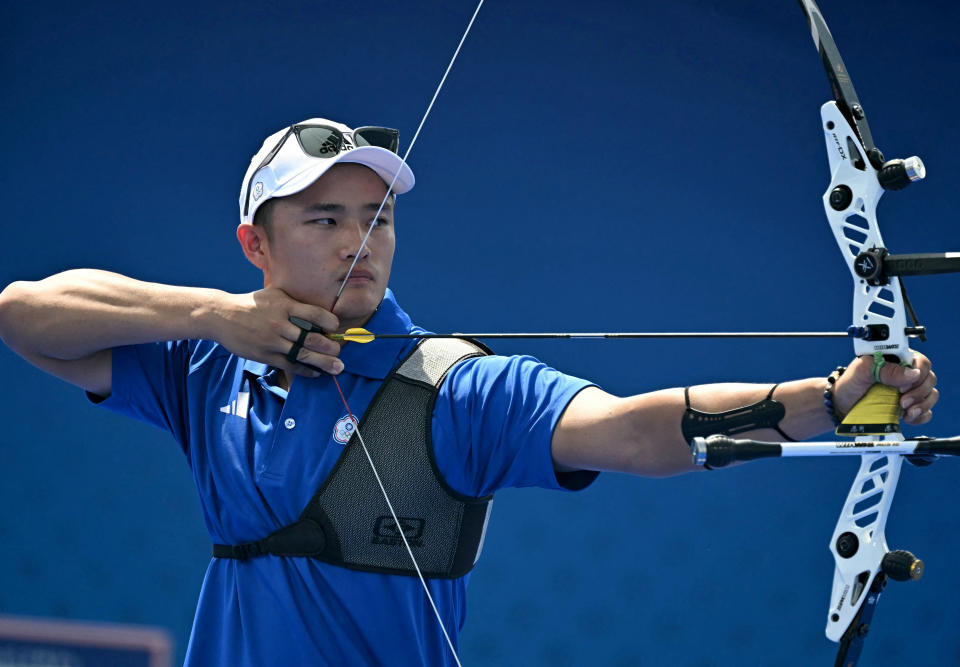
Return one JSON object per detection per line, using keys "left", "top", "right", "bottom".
{"left": 824, "top": 366, "right": 847, "bottom": 427}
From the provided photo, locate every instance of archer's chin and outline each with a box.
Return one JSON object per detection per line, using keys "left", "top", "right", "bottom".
{"left": 333, "top": 286, "right": 385, "bottom": 322}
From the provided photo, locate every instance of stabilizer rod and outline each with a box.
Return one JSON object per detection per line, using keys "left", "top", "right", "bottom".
{"left": 690, "top": 434, "right": 960, "bottom": 469}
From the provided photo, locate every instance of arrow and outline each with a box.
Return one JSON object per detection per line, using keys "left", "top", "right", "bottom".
{"left": 327, "top": 327, "right": 857, "bottom": 344}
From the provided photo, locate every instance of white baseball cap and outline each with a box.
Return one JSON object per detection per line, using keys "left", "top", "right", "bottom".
{"left": 238, "top": 118, "right": 415, "bottom": 225}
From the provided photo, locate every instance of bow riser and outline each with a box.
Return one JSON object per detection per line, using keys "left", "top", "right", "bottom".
{"left": 819, "top": 101, "right": 910, "bottom": 364}
{"left": 820, "top": 96, "right": 916, "bottom": 645}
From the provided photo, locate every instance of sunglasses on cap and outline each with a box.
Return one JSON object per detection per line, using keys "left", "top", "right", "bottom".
{"left": 242, "top": 124, "right": 400, "bottom": 218}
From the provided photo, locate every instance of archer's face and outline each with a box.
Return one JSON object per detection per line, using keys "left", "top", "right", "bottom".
{"left": 260, "top": 163, "right": 396, "bottom": 330}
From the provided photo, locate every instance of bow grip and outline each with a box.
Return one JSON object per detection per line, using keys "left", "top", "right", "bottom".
{"left": 837, "top": 352, "right": 911, "bottom": 436}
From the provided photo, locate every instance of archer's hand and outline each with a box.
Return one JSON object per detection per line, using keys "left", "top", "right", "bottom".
{"left": 834, "top": 352, "right": 938, "bottom": 426}
{"left": 213, "top": 288, "right": 343, "bottom": 377}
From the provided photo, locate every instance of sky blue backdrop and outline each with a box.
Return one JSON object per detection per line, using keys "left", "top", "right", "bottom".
{"left": 2, "top": 1, "right": 959, "bottom": 665}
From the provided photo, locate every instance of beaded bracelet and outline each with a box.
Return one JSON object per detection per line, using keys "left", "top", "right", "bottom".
{"left": 824, "top": 366, "right": 847, "bottom": 427}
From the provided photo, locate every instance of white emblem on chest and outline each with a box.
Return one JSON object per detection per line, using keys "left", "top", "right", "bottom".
{"left": 333, "top": 414, "right": 359, "bottom": 444}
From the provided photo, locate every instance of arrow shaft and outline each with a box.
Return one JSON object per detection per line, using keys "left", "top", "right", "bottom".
{"left": 343, "top": 331, "right": 852, "bottom": 340}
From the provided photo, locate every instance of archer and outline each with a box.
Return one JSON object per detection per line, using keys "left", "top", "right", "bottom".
{"left": 0, "top": 115, "right": 938, "bottom": 666}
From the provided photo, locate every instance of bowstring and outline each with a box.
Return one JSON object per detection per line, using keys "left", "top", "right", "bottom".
{"left": 335, "top": 0, "right": 486, "bottom": 303}
{"left": 328, "top": 3, "right": 485, "bottom": 665}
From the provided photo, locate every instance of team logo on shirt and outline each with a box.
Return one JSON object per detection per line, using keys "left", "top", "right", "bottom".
{"left": 372, "top": 516, "right": 425, "bottom": 547}
{"left": 333, "top": 414, "right": 359, "bottom": 444}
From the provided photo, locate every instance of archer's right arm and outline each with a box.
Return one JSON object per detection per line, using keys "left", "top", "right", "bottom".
{"left": 0, "top": 269, "right": 342, "bottom": 397}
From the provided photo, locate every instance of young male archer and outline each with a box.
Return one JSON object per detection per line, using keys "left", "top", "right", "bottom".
{"left": 0, "top": 117, "right": 938, "bottom": 665}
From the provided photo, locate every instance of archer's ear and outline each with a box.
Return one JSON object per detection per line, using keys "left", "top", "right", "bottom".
{"left": 236, "top": 223, "right": 270, "bottom": 271}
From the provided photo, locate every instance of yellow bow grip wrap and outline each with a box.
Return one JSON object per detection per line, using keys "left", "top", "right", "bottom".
{"left": 837, "top": 352, "right": 911, "bottom": 436}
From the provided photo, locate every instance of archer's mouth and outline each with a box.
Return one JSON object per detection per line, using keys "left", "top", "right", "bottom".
{"left": 340, "top": 269, "right": 375, "bottom": 284}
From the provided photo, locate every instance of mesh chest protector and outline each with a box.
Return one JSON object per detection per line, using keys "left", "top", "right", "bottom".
{"left": 213, "top": 338, "right": 494, "bottom": 579}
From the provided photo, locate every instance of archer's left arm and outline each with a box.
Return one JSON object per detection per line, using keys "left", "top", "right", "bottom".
{"left": 550, "top": 353, "right": 937, "bottom": 478}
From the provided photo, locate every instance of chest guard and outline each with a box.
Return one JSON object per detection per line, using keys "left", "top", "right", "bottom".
{"left": 213, "top": 337, "right": 494, "bottom": 579}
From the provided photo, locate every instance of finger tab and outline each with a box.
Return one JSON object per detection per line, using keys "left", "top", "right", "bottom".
{"left": 288, "top": 316, "right": 317, "bottom": 331}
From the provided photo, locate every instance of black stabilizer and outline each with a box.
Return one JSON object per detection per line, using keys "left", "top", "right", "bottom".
{"left": 881, "top": 550, "right": 924, "bottom": 582}
{"left": 883, "top": 253, "right": 960, "bottom": 277}
{"left": 692, "top": 435, "right": 783, "bottom": 468}
{"left": 878, "top": 160, "right": 911, "bottom": 190}
{"left": 914, "top": 435, "right": 960, "bottom": 456}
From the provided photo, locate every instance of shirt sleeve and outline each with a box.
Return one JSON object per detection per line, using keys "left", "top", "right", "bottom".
{"left": 87, "top": 341, "right": 195, "bottom": 452}
{"left": 431, "top": 354, "right": 599, "bottom": 498}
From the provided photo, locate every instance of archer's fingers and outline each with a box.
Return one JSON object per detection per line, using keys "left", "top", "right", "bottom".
{"left": 911, "top": 351, "right": 932, "bottom": 375}
{"left": 901, "top": 371, "right": 938, "bottom": 423}
{"left": 283, "top": 322, "right": 341, "bottom": 357}
{"left": 281, "top": 358, "right": 323, "bottom": 379}
{"left": 283, "top": 341, "right": 344, "bottom": 377}
{"left": 845, "top": 355, "right": 875, "bottom": 385}
{"left": 903, "top": 404, "right": 935, "bottom": 426}
{"left": 878, "top": 359, "right": 922, "bottom": 393}
{"left": 902, "top": 351, "right": 933, "bottom": 390}
{"left": 288, "top": 306, "right": 339, "bottom": 335}
{"left": 284, "top": 316, "right": 341, "bottom": 356}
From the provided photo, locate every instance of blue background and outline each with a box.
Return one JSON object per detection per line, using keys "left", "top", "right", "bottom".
{"left": 2, "top": 1, "right": 959, "bottom": 665}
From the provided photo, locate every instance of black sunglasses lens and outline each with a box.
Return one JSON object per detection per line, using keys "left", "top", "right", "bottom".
{"left": 354, "top": 127, "right": 399, "bottom": 153}
{"left": 297, "top": 127, "right": 343, "bottom": 157}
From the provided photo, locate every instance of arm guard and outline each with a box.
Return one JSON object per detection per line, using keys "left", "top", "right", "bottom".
{"left": 681, "top": 384, "right": 796, "bottom": 444}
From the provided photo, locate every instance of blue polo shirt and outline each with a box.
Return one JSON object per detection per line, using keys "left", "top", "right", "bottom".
{"left": 93, "top": 289, "right": 595, "bottom": 666}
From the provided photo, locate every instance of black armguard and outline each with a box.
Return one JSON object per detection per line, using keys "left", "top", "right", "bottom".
{"left": 681, "top": 385, "right": 796, "bottom": 444}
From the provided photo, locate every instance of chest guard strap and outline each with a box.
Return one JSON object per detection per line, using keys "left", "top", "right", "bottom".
{"left": 213, "top": 337, "right": 494, "bottom": 579}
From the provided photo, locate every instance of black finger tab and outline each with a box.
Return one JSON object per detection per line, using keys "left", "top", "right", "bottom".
{"left": 286, "top": 327, "right": 310, "bottom": 364}
{"left": 289, "top": 316, "right": 322, "bottom": 332}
